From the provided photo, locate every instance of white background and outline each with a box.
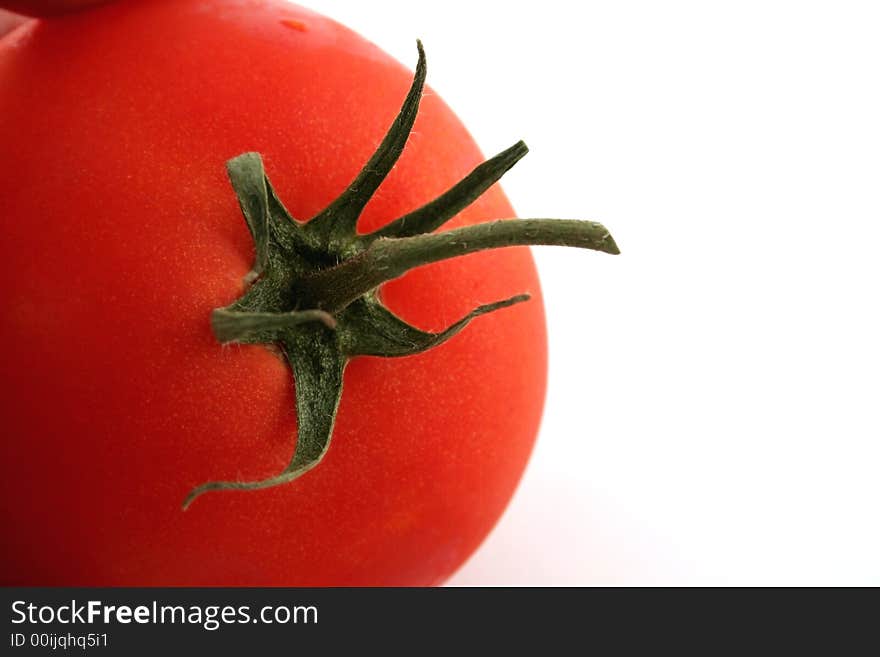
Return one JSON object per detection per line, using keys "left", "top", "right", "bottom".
{"left": 306, "top": 0, "right": 880, "bottom": 585}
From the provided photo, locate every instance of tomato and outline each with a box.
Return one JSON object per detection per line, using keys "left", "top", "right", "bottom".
{"left": 0, "top": 0, "right": 616, "bottom": 586}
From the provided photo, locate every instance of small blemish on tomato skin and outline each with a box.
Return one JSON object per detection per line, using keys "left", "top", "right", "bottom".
{"left": 280, "top": 19, "right": 308, "bottom": 32}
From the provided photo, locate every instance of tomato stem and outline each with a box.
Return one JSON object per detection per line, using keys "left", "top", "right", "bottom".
{"left": 306, "top": 40, "right": 427, "bottom": 252}
{"left": 183, "top": 41, "right": 620, "bottom": 509}
{"left": 364, "top": 140, "right": 529, "bottom": 243}
{"left": 297, "top": 218, "right": 618, "bottom": 312}
{"left": 212, "top": 308, "right": 336, "bottom": 343}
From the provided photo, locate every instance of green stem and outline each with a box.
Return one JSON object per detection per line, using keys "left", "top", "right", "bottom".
{"left": 298, "top": 218, "right": 619, "bottom": 312}
{"left": 306, "top": 41, "right": 427, "bottom": 248}
{"left": 182, "top": 459, "right": 323, "bottom": 511}
{"left": 364, "top": 141, "right": 529, "bottom": 242}
{"left": 212, "top": 308, "right": 337, "bottom": 343}
{"left": 182, "top": 40, "right": 621, "bottom": 509}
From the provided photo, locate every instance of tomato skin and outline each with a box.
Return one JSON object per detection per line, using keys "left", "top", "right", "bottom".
{"left": 0, "top": 0, "right": 547, "bottom": 585}
{"left": 0, "top": 1, "right": 109, "bottom": 17}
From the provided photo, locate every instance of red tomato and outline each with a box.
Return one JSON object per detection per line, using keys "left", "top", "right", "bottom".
{"left": 0, "top": 0, "right": 550, "bottom": 586}
{"left": 0, "top": 1, "right": 109, "bottom": 17}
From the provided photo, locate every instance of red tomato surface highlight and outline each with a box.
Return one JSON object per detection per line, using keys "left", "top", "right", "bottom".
{"left": 0, "top": 0, "right": 547, "bottom": 585}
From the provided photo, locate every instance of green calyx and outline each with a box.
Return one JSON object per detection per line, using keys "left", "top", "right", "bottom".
{"left": 182, "top": 40, "right": 619, "bottom": 510}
